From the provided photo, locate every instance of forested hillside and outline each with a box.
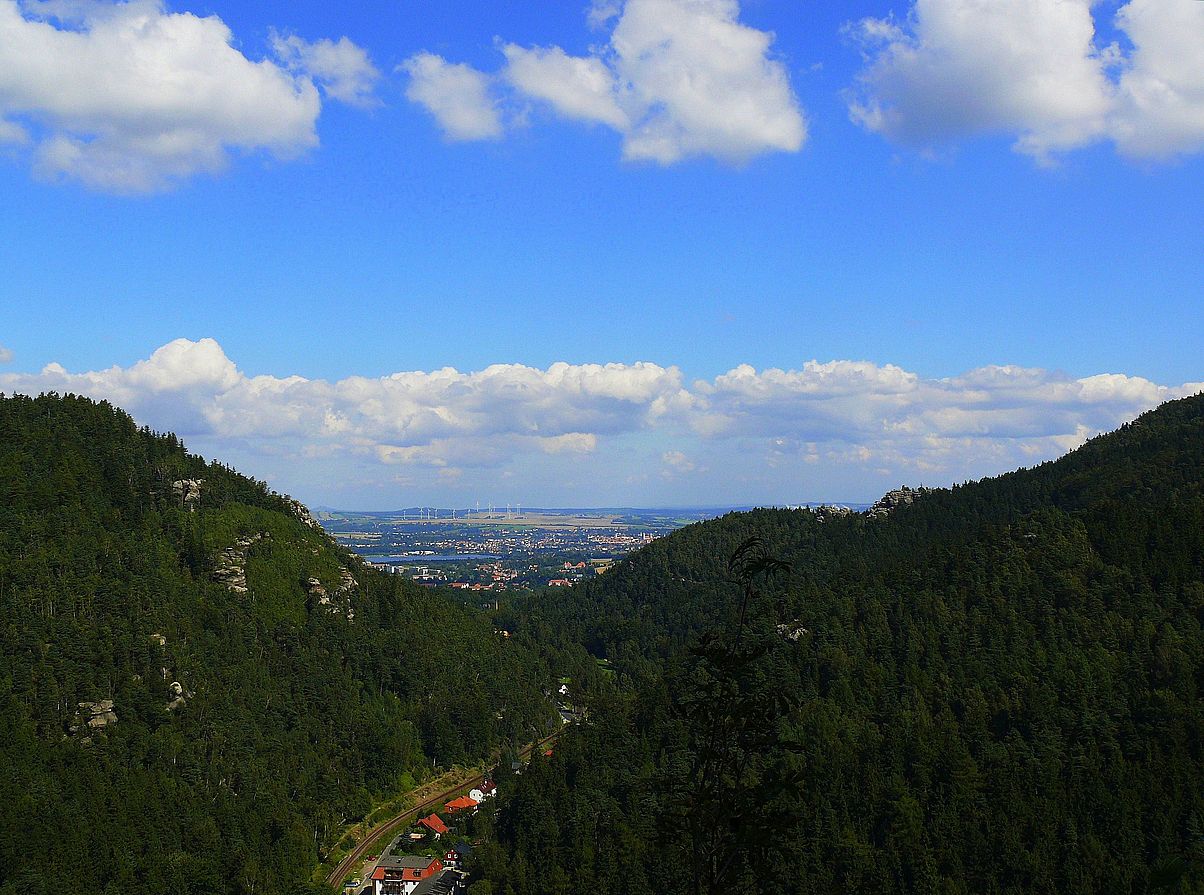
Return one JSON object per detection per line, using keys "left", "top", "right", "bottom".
{"left": 477, "top": 394, "right": 1204, "bottom": 895}
{"left": 0, "top": 394, "right": 557, "bottom": 895}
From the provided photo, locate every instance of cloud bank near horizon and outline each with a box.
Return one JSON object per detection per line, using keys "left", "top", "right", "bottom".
{"left": 1, "top": 338, "right": 1199, "bottom": 506}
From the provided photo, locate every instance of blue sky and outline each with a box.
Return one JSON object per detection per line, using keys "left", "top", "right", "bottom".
{"left": 1, "top": 0, "right": 1201, "bottom": 508}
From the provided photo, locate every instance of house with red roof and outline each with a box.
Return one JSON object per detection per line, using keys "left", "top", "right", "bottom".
{"left": 417, "top": 814, "right": 448, "bottom": 838}
{"left": 369, "top": 856, "right": 442, "bottom": 895}
{"left": 444, "top": 795, "right": 479, "bottom": 814}
{"left": 469, "top": 779, "right": 496, "bottom": 802}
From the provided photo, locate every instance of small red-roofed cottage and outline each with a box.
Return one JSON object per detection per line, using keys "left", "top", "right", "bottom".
{"left": 417, "top": 814, "right": 448, "bottom": 838}
{"left": 444, "top": 795, "right": 479, "bottom": 814}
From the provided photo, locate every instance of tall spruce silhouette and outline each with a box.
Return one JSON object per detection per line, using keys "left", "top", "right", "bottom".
{"left": 661, "top": 536, "right": 803, "bottom": 895}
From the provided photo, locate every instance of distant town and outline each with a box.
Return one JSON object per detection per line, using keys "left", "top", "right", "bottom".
{"left": 318, "top": 504, "right": 870, "bottom": 594}
{"left": 319, "top": 506, "right": 732, "bottom": 591}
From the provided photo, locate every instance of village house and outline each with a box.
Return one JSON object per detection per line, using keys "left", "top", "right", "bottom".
{"left": 442, "top": 841, "right": 473, "bottom": 868}
{"left": 444, "top": 795, "right": 478, "bottom": 815}
{"left": 369, "top": 856, "right": 443, "bottom": 895}
{"left": 468, "top": 779, "right": 496, "bottom": 802}
{"left": 417, "top": 814, "right": 448, "bottom": 839}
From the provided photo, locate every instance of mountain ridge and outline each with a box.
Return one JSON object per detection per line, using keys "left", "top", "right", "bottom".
{"left": 0, "top": 392, "right": 557, "bottom": 895}
{"left": 478, "top": 393, "right": 1204, "bottom": 895}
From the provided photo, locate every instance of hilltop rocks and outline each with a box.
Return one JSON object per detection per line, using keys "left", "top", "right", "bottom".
{"left": 867, "top": 486, "right": 928, "bottom": 520}
{"left": 213, "top": 533, "right": 269, "bottom": 594}
{"left": 813, "top": 505, "right": 854, "bottom": 523}
{"left": 287, "top": 497, "right": 323, "bottom": 531}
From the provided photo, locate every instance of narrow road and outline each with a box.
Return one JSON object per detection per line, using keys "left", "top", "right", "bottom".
{"left": 324, "top": 728, "right": 566, "bottom": 890}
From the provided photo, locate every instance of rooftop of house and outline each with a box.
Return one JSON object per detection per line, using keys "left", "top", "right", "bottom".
{"left": 411, "top": 870, "right": 459, "bottom": 895}
{"left": 418, "top": 814, "right": 449, "bottom": 833}
{"left": 377, "top": 855, "right": 441, "bottom": 870}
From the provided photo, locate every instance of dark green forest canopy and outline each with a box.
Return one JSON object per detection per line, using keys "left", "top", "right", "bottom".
{"left": 478, "top": 394, "right": 1204, "bottom": 895}
{"left": 2, "top": 391, "right": 1203, "bottom": 895}
{"left": 0, "top": 393, "right": 558, "bottom": 895}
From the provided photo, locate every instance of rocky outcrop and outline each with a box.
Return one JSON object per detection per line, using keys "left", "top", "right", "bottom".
{"left": 337, "top": 568, "right": 358, "bottom": 622}
{"left": 72, "top": 699, "right": 117, "bottom": 735}
{"left": 172, "top": 479, "right": 203, "bottom": 510}
{"left": 286, "top": 497, "right": 324, "bottom": 531}
{"left": 213, "top": 533, "right": 269, "bottom": 594}
{"left": 307, "top": 566, "right": 358, "bottom": 621}
{"left": 776, "top": 621, "right": 810, "bottom": 642}
{"left": 283, "top": 496, "right": 357, "bottom": 620}
{"left": 165, "top": 681, "right": 187, "bottom": 712}
{"left": 866, "top": 486, "right": 928, "bottom": 520}
{"left": 813, "top": 505, "right": 854, "bottom": 523}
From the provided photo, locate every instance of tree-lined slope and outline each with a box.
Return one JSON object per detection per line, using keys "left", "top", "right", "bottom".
{"left": 481, "top": 394, "right": 1204, "bottom": 895}
{"left": 0, "top": 393, "right": 555, "bottom": 895}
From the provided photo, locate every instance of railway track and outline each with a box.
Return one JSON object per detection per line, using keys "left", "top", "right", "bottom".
{"left": 323, "top": 728, "right": 566, "bottom": 890}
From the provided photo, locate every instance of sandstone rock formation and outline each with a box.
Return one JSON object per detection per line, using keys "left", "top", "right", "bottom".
{"left": 172, "top": 479, "right": 203, "bottom": 510}
{"left": 867, "top": 486, "right": 928, "bottom": 520}
{"left": 286, "top": 497, "right": 324, "bottom": 531}
{"left": 213, "top": 533, "right": 269, "bottom": 594}
{"left": 307, "top": 566, "right": 359, "bottom": 621}
{"left": 813, "top": 504, "right": 854, "bottom": 523}
{"left": 72, "top": 699, "right": 117, "bottom": 735}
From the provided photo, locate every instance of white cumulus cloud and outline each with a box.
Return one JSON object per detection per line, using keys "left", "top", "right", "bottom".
{"left": 270, "top": 32, "right": 381, "bottom": 108}
{"left": 502, "top": 43, "right": 629, "bottom": 131}
{"left": 600, "top": 0, "right": 807, "bottom": 163}
{"left": 409, "top": 0, "right": 806, "bottom": 163}
{"left": 0, "top": 0, "right": 369, "bottom": 191}
{"left": 846, "top": 0, "right": 1112, "bottom": 160}
{"left": 847, "top": 0, "right": 1204, "bottom": 162}
{"left": 402, "top": 51, "right": 504, "bottom": 141}
{"left": 0, "top": 343, "right": 12, "bottom": 363}
{"left": 1111, "top": 0, "right": 1204, "bottom": 159}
